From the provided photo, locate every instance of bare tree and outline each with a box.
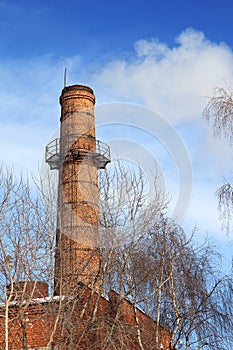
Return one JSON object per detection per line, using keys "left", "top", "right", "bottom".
{"left": 103, "top": 217, "right": 233, "bottom": 349}
{"left": 203, "top": 87, "right": 233, "bottom": 144}
{"left": 0, "top": 162, "right": 232, "bottom": 349}
{"left": 203, "top": 86, "right": 233, "bottom": 234}
{"left": 97, "top": 162, "right": 233, "bottom": 350}
{"left": 0, "top": 165, "right": 56, "bottom": 349}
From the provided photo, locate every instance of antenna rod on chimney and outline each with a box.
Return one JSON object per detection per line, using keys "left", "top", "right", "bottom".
{"left": 64, "top": 68, "right": 67, "bottom": 87}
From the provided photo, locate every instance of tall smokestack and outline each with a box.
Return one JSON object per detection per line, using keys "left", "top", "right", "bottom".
{"left": 46, "top": 84, "right": 110, "bottom": 295}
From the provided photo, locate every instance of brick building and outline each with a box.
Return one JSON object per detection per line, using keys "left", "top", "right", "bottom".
{"left": 0, "top": 281, "right": 171, "bottom": 349}
{"left": 0, "top": 84, "right": 172, "bottom": 349}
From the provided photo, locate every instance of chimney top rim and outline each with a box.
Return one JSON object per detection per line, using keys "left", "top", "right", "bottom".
{"left": 61, "top": 84, "right": 94, "bottom": 95}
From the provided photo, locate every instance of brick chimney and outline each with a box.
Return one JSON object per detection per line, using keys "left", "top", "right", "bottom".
{"left": 46, "top": 84, "right": 110, "bottom": 296}
{"left": 7, "top": 281, "right": 48, "bottom": 302}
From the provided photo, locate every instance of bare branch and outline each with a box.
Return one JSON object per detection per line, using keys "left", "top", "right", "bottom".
{"left": 216, "top": 183, "right": 233, "bottom": 235}
{"left": 203, "top": 87, "right": 233, "bottom": 145}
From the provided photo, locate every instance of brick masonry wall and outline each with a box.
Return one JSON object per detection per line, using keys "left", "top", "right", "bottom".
{"left": 54, "top": 85, "right": 101, "bottom": 296}
{"left": 0, "top": 286, "right": 172, "bottom": 349}
{"left": 7, "top": 282, "right": 48, "bottom": 302}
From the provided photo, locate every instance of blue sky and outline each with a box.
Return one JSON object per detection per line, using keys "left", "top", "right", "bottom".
{"left": 1, "top": 0, "right": 233, "bottom": 60}
{"left": 0, "top": 0, "right": 232, "bottom": 266}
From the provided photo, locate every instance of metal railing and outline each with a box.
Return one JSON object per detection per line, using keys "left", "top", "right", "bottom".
{"left": 45, "top": 136, "right": 110, "bottom": 170}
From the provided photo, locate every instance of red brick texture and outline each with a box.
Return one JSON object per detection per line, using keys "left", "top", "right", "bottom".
{"left": 0, "top": 284, "right": 172, "bottom": 349}
{"left": 54, "top": 85, "right": 100, "bottom": 296}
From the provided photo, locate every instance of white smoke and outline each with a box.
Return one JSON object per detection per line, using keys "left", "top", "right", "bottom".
{"left": 93, "top": 28, "right": 233, "bottom": 123}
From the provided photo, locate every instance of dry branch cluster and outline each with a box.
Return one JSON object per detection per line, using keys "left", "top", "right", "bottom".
{"left": 0, "top": 164, "right": 232, "bottom": 349}
{"left": 203, "top": 86, "right": 233, "bottom": 235}
{"left": 203, "top": 87, "right": 233, "bottom": 144}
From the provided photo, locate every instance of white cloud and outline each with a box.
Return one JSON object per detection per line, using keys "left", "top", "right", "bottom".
{"left": 90, "top": 28, "right": 233, "bottom": 243}
{"left": 92, "top": 27, "right": 233, "bottom": 178}
{"left": 93, "top": 28, "right": 233, "bottom": 123}
{"left": 134, "top": 38, "right": 169, "bottom": 59}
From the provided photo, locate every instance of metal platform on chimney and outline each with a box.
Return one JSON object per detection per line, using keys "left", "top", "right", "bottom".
{"left": 45, "top": 137, "right": 111, "bottom": 170}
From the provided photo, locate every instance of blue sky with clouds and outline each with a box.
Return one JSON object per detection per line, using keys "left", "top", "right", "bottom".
{"left": 0, "top": 0, "right": 232, "bottom": 266}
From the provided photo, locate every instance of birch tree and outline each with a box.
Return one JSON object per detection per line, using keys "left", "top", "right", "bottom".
{"left": 203, "top": 86, "right": 233, "bottom": 234}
